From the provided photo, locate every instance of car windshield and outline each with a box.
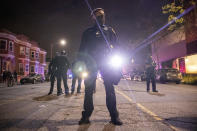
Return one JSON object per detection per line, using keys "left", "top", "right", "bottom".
{"left": 160, "top": 69, "right": 178, "bottom": 73}
{"left": 167, "top": 69, "right": 178, "bottom": 73}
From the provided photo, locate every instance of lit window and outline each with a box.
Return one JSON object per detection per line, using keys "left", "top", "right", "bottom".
{"left": 19, "top": 63, "right": 24, "bottom": 73}
{"left": 9, "top": 41, "right": 14, "bottom": 52}
{"left": 25, "top": 64, "right": 29, "bottom": 72}
{"left": 31, "top": 65, "right": 35, "bottom": 73}
{"left": 36, "top": 52, "right": 39, "bottom": 59}
{"left": 35, "top": 65, "right": 38, "bottom": 73}
{"left": 31, "top": 51, "right": 35, "bottom": 58}
{"left": 41, "top": 67, "right": 44, "bottom": 74}
{"left": 0, "top": 40, "right": 7, "bottom": 50}
{"left": 20, "top": 46, "right": 25, "bottom": 55}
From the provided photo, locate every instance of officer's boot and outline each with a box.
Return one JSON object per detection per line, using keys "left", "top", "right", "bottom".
{"left": 110, "top": 112, "right": 123, "bottom": 125}
{"left": 77, "top": 86, "right": 81, "bottom": 94}
{"left": 78, "top": 111, "right": 90, "bottom": 125}
{"left": 48, "top": 92, "right": 52, "bottom": 95}
{"left": 48, "top": 81, "right": 54, "bottom": 95}
{"left": 110, "top": 118, "right": 123, "bottom": 125}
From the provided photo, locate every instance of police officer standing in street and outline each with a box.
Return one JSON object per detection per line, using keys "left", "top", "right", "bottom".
{"left": 71, "top": 59, "right": 82, "bottom": 94}
{"left": 48, "top": 57, "right": 57, "bottom": 95}
{"left": 78, "top": 8, "right": 122, "bottom": 125}
{"left": 145, "top": 55, "right": 158, "bottom": 92}
{"left": 53, "top": 50, "right": 70, "bottom": 96}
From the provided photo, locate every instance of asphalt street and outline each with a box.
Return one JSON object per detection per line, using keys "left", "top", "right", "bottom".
{"left": 0, "top": 79, "right": 197, "bottom": 131}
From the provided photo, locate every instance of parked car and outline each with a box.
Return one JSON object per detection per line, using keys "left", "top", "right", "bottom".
{"left": 20, "top": 74, "right": 45, "bottom": 84}
{"left": 130, "top": 70, "right": 146, "bottom": 81}
{"left": 156, "top": 68, "right": 182, "bottom": 84}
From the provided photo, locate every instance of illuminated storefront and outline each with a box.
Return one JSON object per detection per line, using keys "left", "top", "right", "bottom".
{"left": 185, "top": 54, "right": 197, "bottom": 74}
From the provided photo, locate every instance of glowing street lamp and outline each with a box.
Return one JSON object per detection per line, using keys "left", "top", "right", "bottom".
{"left": 60, "top": 39, "right": 66, "bottom": 46}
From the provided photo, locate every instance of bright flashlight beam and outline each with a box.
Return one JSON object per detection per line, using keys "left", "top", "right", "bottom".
{"left": 110, "top": 55, "right": 123, "bottom": 68}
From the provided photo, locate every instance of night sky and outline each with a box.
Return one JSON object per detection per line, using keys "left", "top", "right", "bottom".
{"left": 0, "top": 0, "right": 168, "bottom": 61}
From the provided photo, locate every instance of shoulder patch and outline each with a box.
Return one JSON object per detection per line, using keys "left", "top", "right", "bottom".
{"left": 111, "top": 28, "right": 116, "bottom": 34}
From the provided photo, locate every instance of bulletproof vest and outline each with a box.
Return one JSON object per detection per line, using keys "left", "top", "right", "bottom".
{"left": 54, "top": 55, "right": 69, "bottom": 70}
{"left": 146, "top": 59, "right": 155, "bottom": 74}
{"left": 85, "top": 25, "right": 114, "bottom": 61}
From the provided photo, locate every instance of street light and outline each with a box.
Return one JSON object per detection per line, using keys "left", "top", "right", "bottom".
{"left": 60, "top": 39, "right": 66, "bottom": 46}
{"left": 51, "top": 39, "right": 67, "bottom": 60}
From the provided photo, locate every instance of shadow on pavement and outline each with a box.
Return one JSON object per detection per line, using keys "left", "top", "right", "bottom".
{"left": 0, "top": 118, "right": 79, "bottom": 130}
{"left": 102, "top": 123, "right": 116, "bottom": 131}
{"left": 164, "top": 117, "right": 197, "bottom": 131}
{"left": 121, "top": 89, "right": 147, "bottom": 93}
{"left": 33, "top": 94, "right": 58, "bottom": 101}
{"left": 148, "top": 92, "right": 165, "bottom": 96}
{"left": 0, "top": 118, "right": 113, "bottom": 130}
{"left": 77, "top": 124, "right": 91, "bottom": 131}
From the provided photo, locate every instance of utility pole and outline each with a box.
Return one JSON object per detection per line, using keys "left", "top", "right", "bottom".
{"left": 51, "top": 44, "right": 53, "bottom": 60}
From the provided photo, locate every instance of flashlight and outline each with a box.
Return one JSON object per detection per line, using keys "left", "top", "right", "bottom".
{"left": 109, "top": 55, "right": 124, "bottom": 68}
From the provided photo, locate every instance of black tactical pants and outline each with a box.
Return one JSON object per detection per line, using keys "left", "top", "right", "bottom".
{"left": 49, "top": 73, "right": 55, "bottom": 93}
{"left": 71, "top": 73, "right": 82, "bottom": 93}
{"left": 81, "top": 69, "right": 119, "bottom": 121}
{"left": 57, "top": 69, "right": 69, "bottom": 94}
{"left": 146, "top": 74, "right": 156, "bottom": 91}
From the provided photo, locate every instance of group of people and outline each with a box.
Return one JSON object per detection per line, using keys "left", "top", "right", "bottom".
{"left": 47, "top": 8, "right": 123, "bottom": 126}
{"left": 2, "top": 70, "right": 17, "bottom": 86}
{"left": 47, "top": 50, "right": 82, "bottom": 96}
{"left": 47, "top": 8, "right": 158, "bottom": 126}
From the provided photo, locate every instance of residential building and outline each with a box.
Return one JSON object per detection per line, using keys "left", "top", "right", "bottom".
{"left": 0, "top": 30, "right": 47, "bottom": 80}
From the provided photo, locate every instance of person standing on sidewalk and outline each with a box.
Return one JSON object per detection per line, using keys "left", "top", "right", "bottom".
{"left": 2, "top": 70, "right": 7, "bottom": 83}
{"left": 13, "top": 70, "right": 17, "bottom": 84}
{"left": 78, "top": 8, "right": 122, "bottom": 125}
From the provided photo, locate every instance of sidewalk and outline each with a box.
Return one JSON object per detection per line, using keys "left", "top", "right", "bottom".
{"left": 0, "top": 82, "right": 6, "bottom": 88}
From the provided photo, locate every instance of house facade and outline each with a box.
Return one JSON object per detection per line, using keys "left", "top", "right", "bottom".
{"left": 0, "top": 30, "right": 46, "bottom": 79}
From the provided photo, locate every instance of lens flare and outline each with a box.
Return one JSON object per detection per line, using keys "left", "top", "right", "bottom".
{"left": 82, "top": 72, "right": 88, "bottom": 78}
{"left": 109, "top": 55, "right": 123, "bottom": 68}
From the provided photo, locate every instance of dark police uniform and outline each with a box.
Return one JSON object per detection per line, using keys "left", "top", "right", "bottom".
{"left": 53, "top": 54, "right": 70, "bottom": 95}
{"left": 48, "top": 58, "right": 56, "bottom": 95}
{"left": 78, "top": 24, "right": 121, "bottom": 124}
{"left": 145, "top": 56, "right": 157, "bottom": 92}
{"left": 71, "top": 60, "right": 82, "bottom": 94}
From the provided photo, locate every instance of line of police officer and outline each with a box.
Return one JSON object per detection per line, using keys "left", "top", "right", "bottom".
{"left": 48, "top": 50, "right": 83, "bottom": 96}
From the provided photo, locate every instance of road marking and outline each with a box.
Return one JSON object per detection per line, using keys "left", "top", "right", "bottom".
{"left": 115, "top": 89, "right": 133, "bottom": 103}
{"left": 115, "top": 88, "right": 179, "bottom": 131}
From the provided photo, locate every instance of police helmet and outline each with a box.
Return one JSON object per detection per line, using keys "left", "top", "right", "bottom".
{"left": 61, "top": 50, "right": 66, "bottom": 55}
{"left": 91, "top": 8, "right": 105, "bottom": 17}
